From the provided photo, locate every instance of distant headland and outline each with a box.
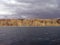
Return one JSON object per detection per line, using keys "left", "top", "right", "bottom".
{"left": 0, "top": 19, "right": 60, "bottom": 26}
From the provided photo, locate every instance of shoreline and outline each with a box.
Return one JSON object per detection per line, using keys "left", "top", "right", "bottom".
{"left": 0, "top": 19, "right": 59, "bottom": 26}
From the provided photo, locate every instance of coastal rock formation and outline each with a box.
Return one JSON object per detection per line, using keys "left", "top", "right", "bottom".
{"left": 0, "top": 19, "right": 60, "bottom": 26}
{"left": 56, "top": 19, "right": 60, "bottom": 24}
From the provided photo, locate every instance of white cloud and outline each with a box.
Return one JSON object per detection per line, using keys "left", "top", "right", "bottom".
{"left": 2, "top": 0, "right": 16, "bottom": 4}
{"left": 21, "top": 15, "right": 28, "bottom": 19}
{"left": 3, "top": 0, "right": 31, "bottom": 6}
{"left": 0, "top": 0, "right": 17, "bottom": 15}
{"left": 0, "top": 4, "right": 14, "bottom": 15}
{"left": 46, "top": 3, "right": 58, "bottom": 9}
{"left": 0, "top": 10, "right": 13, "bottom": 15}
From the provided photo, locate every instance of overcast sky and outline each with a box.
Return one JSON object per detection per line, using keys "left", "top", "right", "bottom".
{"left": 0, "top": 0, "right": 60, "bottom": 19}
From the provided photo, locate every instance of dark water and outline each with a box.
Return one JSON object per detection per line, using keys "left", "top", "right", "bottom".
{"left": 0, "top": 27, "right": 60, "bottom": 45}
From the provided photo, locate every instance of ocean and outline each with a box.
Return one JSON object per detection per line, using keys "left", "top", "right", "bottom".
{"left": 0, "top": 27, "right": 60, "bottom": 45}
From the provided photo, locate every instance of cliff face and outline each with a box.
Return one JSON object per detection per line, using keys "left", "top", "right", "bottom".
{"left": 0, "top": 19, "right": 60, "bottom": 26}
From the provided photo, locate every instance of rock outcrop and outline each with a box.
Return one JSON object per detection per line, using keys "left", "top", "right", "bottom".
{"left": 0, "top": 19, "right": 60, "bottom": 26}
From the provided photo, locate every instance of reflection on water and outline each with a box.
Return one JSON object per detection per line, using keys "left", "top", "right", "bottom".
{"left": 0, "top": 27, "right": 60, "bottom": 45}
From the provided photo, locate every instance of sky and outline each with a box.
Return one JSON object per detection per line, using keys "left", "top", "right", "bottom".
{"left": 0, "top": 0, "right": 60, "bottom": 19}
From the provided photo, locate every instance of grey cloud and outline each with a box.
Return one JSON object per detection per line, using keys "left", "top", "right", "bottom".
{"left": 0, "top": 0, "right": 60, "bottom": 19}
{"left": 15, "top": 0, "right": 60, "bottom": 19}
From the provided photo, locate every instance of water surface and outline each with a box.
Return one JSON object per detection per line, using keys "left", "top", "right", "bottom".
{"left": 0, "top": 27, "right": 60, "bottom": 45}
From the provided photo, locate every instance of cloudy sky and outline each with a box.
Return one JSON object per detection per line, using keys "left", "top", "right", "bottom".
{"left": 0, "top": 0, "right": 60, "bottom": 19}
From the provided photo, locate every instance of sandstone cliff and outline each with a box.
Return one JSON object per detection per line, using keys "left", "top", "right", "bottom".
{"left": 0, "top": 19, "right": 60, "bottom": 26}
